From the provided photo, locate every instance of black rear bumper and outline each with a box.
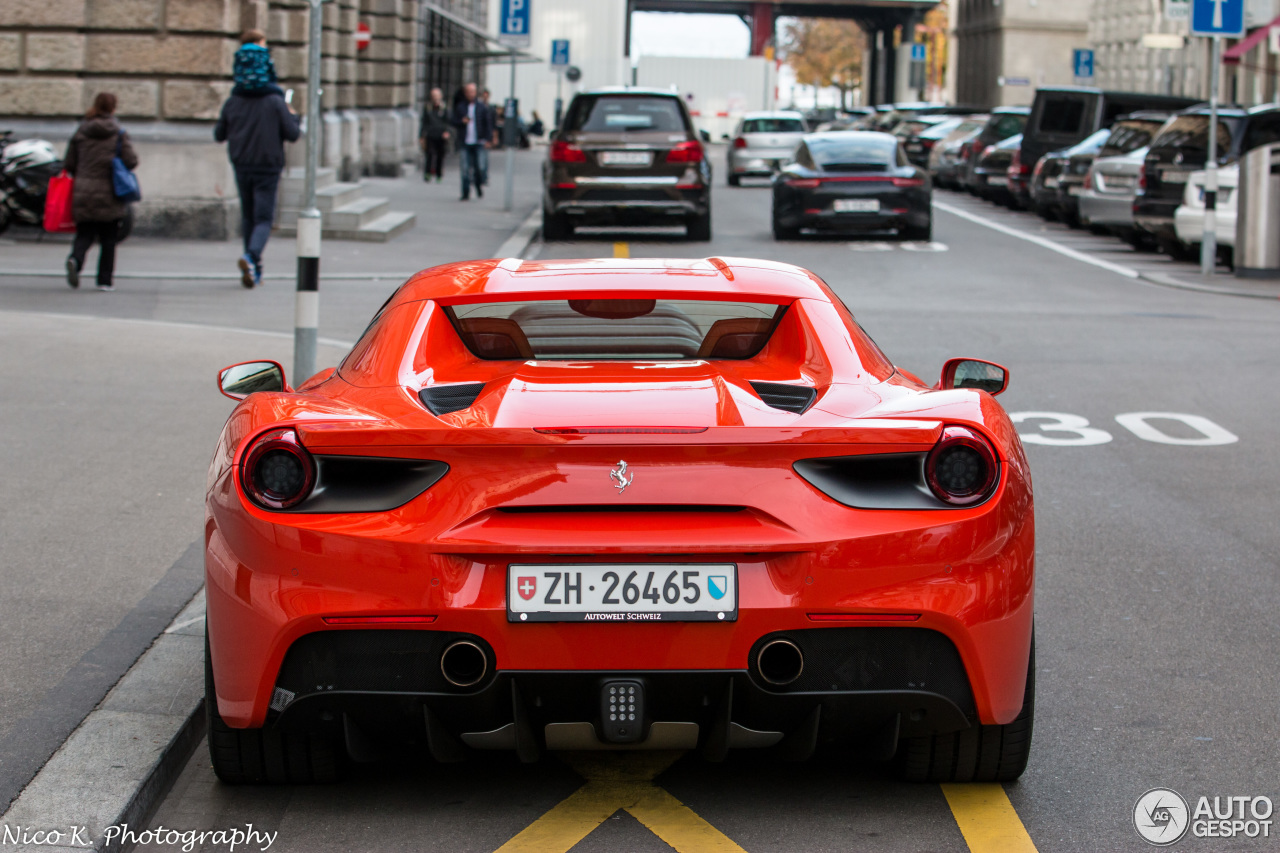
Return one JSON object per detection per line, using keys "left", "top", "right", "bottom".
{"left": 263, "top": 627, "right": 976, "bottom": 760}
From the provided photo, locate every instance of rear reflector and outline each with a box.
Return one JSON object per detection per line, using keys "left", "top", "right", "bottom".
{"left": 807, "top": 613, "right": 920, "bottom": 622}
{"left": 323, "top": 615, "right": 438, "bottom": 625}
{"left": 535, "top": 426, "right": 709, "bottom": 435}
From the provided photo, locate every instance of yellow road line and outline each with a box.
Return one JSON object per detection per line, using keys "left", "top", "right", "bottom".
{"left": 613, "top": 241, "right": 630, "bottom": 258}
{"left": 494, "top": 751, "right": 747, "bottom": 853}
{"left": 942, "top": 783, "right": 1039, "bottom": 853}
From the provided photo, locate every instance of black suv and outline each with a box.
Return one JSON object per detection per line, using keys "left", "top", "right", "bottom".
{"left": 1133, "top": 104, "right": 1280, "bottom": 257}
{"left": 959, "top": 107, "right": 1029, "bottom": 191}
{"left": 542, "top": 88, "right": 712, "bottom": 241}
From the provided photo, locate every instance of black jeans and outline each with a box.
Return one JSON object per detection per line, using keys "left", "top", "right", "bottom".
{"left": 71, "top": 220, "right": 121, "bottom": 286}
{"left": 424, "top": 137, "right": 447, "bottom": 179}
{"left": 234, "top": 168, "right": 281, "bottom": 266}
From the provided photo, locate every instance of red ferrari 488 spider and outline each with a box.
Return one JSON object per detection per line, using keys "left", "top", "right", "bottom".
{"left": 205, "top": 256, "right": 1034, "bottom": 784}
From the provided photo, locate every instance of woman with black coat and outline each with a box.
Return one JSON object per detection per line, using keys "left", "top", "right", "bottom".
{"left": 64, "top": 92, "right": 138, "bottom": 291}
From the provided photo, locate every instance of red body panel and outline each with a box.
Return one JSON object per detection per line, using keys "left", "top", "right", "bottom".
{"left": 205, "top": 258, "right": 1034, "bottom": 732}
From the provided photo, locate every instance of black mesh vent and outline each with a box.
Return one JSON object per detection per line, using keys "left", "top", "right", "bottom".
{"left": 749, "top": 628, "right": 975, "bottom": 715}
{"left": 750, "top": 381, "right": 817, "bottom": 414}
{"left": 275, "top": 630, "right": 493, "bottom": 697}
{"left": 419, "top": 382, "right": 485, "bottom": 415}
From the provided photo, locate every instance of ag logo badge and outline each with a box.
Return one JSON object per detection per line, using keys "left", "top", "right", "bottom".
{"left": 707, "top": 575, "right": 728, "bottom": 600}
{"left": 1134, "top": 788, "right": 1190, "bottom": 846}
{"left": 516, "top": 576, "right": 537, "bottom": 601}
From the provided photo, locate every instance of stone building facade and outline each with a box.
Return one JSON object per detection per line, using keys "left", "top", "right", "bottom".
{"left": 0, "top": 0, "right": 487, "bottom": 238}
{"left": 953, "top": 0, "right": 1091, "bottom": 108}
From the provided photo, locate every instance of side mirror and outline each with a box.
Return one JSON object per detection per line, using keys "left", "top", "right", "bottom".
{"left": 720, "top": 133, "right": 730, "bottom": 141}
{"left": 940, "top": 358, "right": 1008, "bottom": 395}
{"left": 699, "top": 129, "right": 711, "bottom": 143}
{"left": 219, "top": 360, "right": 288, "bottom": 400}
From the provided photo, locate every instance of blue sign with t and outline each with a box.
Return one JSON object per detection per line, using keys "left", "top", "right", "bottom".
{"left": 1191, "top": 0, "right": 1244, "bottom": 37}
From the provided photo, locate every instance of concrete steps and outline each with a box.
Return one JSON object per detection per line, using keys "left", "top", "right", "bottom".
{"left": 274, "top": 167, "right": 415, "bottom": 242}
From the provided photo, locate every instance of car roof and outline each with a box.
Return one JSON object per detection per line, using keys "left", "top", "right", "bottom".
{"left": 575, "top": 87, "right": 683, "bottom": 98}
{"left": 991, "top": 106, "right": 1031, "bottom": 115}
{"left": 805, "top": 130, "right": 897, "bottom": 142}
{"left": 741, "top": 111, "right": 805, "bottom": 120}
{"left": 389, "top": 257, "right": 832, "bottom": 307}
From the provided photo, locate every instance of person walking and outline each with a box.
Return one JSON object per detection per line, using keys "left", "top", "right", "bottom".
{"left": 63, "top": 92, "right": 137, "bottom": 292}
{"left": 419, "top": 88, "right": 450, "bottom": 183}
{"left": 451, "top": 82, "right": 492, "bottom": 201}
{"left": 214, "top": 29, "right": 301, "bottom": 288}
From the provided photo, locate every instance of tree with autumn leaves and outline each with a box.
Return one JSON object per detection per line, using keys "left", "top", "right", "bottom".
{"left": 782, "top": 19, "right": 865, "bottom": 111}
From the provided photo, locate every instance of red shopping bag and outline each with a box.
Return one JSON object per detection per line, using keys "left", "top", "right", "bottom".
{"left": 43, "top": 171, "right": 75, "bottom": 233}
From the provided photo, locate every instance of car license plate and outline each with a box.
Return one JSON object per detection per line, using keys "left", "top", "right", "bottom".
{"left": 1107, "top": 175, "right": 1135, "bottom": 188}
{"left": 508, "top": 564, "right": 738, "bottom": 622}
{"left": 600, "top": 150, "right": 652, "bottom": 166}
{"left": 1067, "top": 185, "right": 1083, "bottom": 195}
{"left": 906, "top": 143, "right": 922, "bottom": 152}
{"left": 1160, "top": 169, "right": 1188, "bottom": 183}
{"left": 834, "top": 199, "right": 880, "bottom": 213}
{"left": 1044, "top": 176, "right": 1060, "bottom": 189}
{"left": 987, "top": 176, "right": 1009, "bottom": 187}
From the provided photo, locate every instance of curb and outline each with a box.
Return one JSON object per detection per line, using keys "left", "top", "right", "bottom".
{"left": 493, "top": 205, "right": 542, "bottom": 260}
{"left": 1138, "top": 270, "right": 1280, "bottom": 300}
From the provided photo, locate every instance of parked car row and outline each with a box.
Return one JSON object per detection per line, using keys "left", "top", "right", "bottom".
{"left": 928, "top": 87, "right": 1280, "bottom": 267}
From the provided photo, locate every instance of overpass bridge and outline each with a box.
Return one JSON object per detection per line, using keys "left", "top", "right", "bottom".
{"left": 628, "top": 0, "right": 941, "bottom": 105}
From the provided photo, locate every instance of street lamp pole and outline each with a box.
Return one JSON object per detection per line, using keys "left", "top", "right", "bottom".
{"left": 504, "top": 48, "right": 516, "bottom": 212}
{"left": 1200, "top": 34, "right": 1221, "bottom": 277}
{"left": 295, "top": 0, "right": 324, "bottom": 383}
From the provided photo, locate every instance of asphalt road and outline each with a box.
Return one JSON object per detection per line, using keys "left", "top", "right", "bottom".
{"left": 10, "top": 170, "right": 1280, "bottom": 852}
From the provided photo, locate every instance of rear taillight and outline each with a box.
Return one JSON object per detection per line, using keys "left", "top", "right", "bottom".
{"left": 550, "top": 139, "right": 587, "bottom": 163}
{"left": 925, "top": 425, "right": 999, "bottom": 506}
{"left": 1009, "top": 150, "right": 1030, "bottom": 178}
{"left": 959, "top": 142, "right": 973, "bottom": 158}
{"left": 1138, "top": 165, "right": 1148, "bottom": 191}
{"left": 922, "top": 139, "right": 936, "bottom": 152}
{"left": 785, "top": 178, "right": 822, "bottom": 189}
{"left": 666, "top": 140, "right": 703, "bottom": 163}
{"left": 1084, "top": 171, "right": 1094, "bottom": 191}
{"left": 241, "top": 428, "right": 315, "bottom": 510}
{"left": 733, "top": 137, "right": 747, "bottom": 149}
{"left": 892, "top": 177, "right": 925, "bottom": 188}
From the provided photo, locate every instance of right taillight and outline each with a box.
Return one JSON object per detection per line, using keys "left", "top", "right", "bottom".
{"left": 733, "top": 137, "right": 748, "bottom": 149}
{"left": 550, "top": 139, "right": 587, "bottom": 163}
{"left": 784, "top": 178, "right": 822, "bottom": 189}
{"left": 925, "top": 425, "right": 999, "bottom": 506}
{"left": 1138, "top": 164, "right": 1148, "bottom": 192}
{"left": 240, "top": 427, "right": 315, "bottom": 510}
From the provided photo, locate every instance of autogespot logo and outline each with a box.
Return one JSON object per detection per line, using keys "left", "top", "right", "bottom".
{"left": 1135, "top": 788, "right": 1190, "bottom": 846}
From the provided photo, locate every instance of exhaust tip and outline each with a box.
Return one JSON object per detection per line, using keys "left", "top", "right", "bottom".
{"left": 757, "top": 638, "right": 804, "bottom": 686}
{"left": 441, "top": 640, "right": 488, "bottom": 688}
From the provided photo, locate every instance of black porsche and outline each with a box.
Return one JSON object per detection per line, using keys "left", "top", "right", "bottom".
{"left": 771, "top": 131, "right": 932, "bottom": 241}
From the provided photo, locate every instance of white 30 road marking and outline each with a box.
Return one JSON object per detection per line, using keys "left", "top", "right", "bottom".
{"left": 1010, "top": 412, "right": 1238, "bottom": 447}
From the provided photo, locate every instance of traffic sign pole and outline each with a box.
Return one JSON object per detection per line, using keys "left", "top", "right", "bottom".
{"left": 295, "top": 0, "right": 323, "bottom": 384}
{"left": 1201, "top": 34, "right": 1221, "bottom": 276}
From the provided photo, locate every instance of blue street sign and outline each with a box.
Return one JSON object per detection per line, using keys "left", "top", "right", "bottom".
{"left": 1191, "top": 0, "right": 1245, "bottom": 37}
{"left": 910, "top": 42, "right": 926, "bottom": 62}
{"left": 1073, "top": 48, "right": 1095, "bottom": 78}
{"left": 550, "top": 39, "right": 570, "bottom": 68}
{"left": 499, "top": 0, "right": 531, "bottom": 47}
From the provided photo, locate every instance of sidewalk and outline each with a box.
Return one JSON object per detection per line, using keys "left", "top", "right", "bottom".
{"left": 1139, "top": 267, "right": 1280, "bottom": 300}
{"left": 0, "top": 148, "right": 545, "bottom": 344}
{"left": 0, "top": 147, "right": 544, "bottom": 281}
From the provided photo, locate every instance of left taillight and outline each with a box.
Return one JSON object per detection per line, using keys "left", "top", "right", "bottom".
{"left": 892, "top": 177, "right": 925, "bottom": 188}
{"left": 666, "top": 140, "right": 703, "bottom": 163}
{"left": 550, "top": 139, "right": 587, "bottom": 163}
{"left": 241, "top": 428, "right": 315, "bottom": 510}
{"left": 925, "top": 425, "right": 999, "bottom": 506}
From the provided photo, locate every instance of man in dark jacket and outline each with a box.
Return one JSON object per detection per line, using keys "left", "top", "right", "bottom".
{"left": 214, "top": 85, "right": 300, "bottom": 287}
{"left": 450, "top": 82, "right": 493, "bottom": 201}
{"left": 419, "top": 87, "right": 450, "bottom": 183}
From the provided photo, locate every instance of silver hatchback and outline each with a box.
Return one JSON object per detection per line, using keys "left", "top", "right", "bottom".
{"left": 726, "top": 111, "right": 808, "bottom": 185}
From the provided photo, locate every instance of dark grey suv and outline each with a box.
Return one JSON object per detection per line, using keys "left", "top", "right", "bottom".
{"left": 542, "top": 88, "right": 712, "bottom": 241}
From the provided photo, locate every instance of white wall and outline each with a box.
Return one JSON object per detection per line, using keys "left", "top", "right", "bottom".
{"left": 485, "top": 0, "right": 631, "bottom": 129}
{"left": 635, "top": 55, "right": 775, "bottom": 141}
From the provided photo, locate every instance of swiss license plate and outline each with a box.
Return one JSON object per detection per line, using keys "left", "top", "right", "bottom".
{"left": 1108, "top": 175, "right": 1135, "bottom": 188}
{"left": 987, "top": 176, "right": 1009, "bottom": 187}
{"left": 508, "top": 564, "right": 738, "bottom": 623}
{"left": 1044, "top": 176, "right": 1060, "bottom": 189}
{"left": 1067, "top": 185, "right": 1083, "bottom": 195}
{"left": 906, "top": 143, "right": 922, "bottom": 152}
{"left": 600, "top": 150, "right": 652, "bottom": 166}
{"left": 1160, "top": 169, "right": 1188, "bottom": 183}
{"left": 834, "top": 198, "right": 880, "bottom": 213}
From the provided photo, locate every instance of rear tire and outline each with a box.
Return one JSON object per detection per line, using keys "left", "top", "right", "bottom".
{"left": 902, "top": 219, "right": 932, "bottom": 242}
{"left": 895, "top": 636, "right": 1034, "bottom": 783}
{"left": 728, "top": 173, "right": 741, "bottom": 187}
{"left": 687, "top": 209, "right": 712, "bottom": 241}
{"left": 1158, "top": 236, "right": 1194, "bottom": 262}
{"left": 772, "top": 217, "right": 799, "bottom": 240}
{"left": 205, "top": 630, "right": 339, "bottom": 784}
{"left": 541, "top": 206, "right": 573, "bottom": 241}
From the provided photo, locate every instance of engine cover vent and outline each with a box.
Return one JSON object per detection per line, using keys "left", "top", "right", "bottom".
{"left": 419, "top": 382, "right": 486, "bottom": 416}
{"left": 749, "top": 381, "right": 817, "bottom": 415}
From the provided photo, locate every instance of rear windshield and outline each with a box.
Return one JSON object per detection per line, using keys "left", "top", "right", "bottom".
{"left": 445, "top": 299, "right": 786, "bottom": 360}
{"left": 1151, "top": 115, "right": 1234, "bottom": 153}
{"left": 990, "top": 113, "right": 1027, "bottom": 139}
{"left": 742, "top": 118, "right": 805, "bottom": 133}
{"left": 806, "top": 135, "right": 897, "bottom": 169}
{"left": 1100, "top": 119, "right": 1165, "bottom": 157}
{"left": 565, "top": 96, "right": 687, "bottom": 133}
{"left": 1036, "top": 96, "right": 1088, "bottom": 135}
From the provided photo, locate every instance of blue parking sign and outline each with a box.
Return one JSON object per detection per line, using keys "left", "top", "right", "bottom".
{"left": 499, "top": 0, "right": 531, "bottom": 47}
{"left": 551, "top": 39, "right": 569, "bottom": 68}
{"left": 1073, "top": 49, "right": 1094, "bottom": 78}
{"left": 910, "top": 43, "right": 926, "bottom": 63}
{"left": 1191, "top": 0, "right": 1244, "bottom": 36}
